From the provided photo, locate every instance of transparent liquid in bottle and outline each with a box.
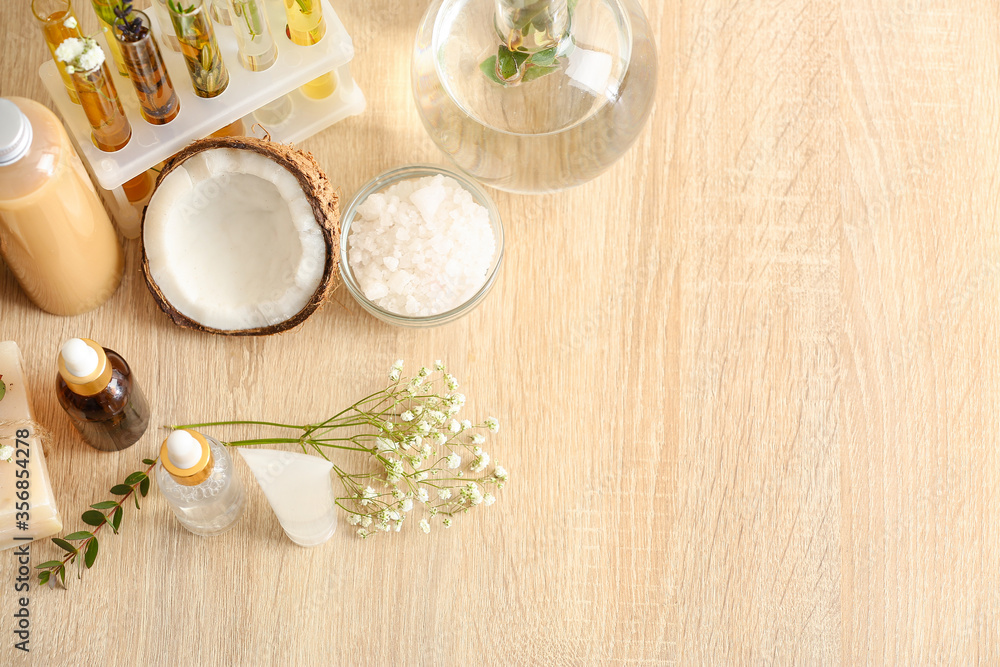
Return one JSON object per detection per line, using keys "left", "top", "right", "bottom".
{"left": 156, "top": 435, "right": 245, "bottom": 536}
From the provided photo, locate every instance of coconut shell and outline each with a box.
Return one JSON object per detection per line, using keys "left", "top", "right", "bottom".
{"left": 140, "top": 136, "right": 340, "bottom": 336}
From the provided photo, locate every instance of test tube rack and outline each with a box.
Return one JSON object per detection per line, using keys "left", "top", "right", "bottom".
{"left": 38, "top": 0, "right": 365, "bottom": 238}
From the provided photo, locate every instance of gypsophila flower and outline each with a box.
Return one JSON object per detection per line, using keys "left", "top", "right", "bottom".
{"left": 361, "top": 515, "right": 373, "bottom": 528}
{"left": 460, "top": 419, "right": 472, "bottom": 431}
{"left": 417, "top": 488, "right": 430, "bottom": 503}
{"left": 483, "top": 493, "right": 496, "bottom": 506}
{"left": 442, "top": 517, "right": 453, "bottom": 528}
{"left": 400, "top": 498, "right": 413, "bottom": 512}
{"left": 360, "top": 486, "right": 378, "bottom": 506}
{"left": 410, "top": 375, "right": 424, "bottom": 388}
{"left": 438, "top": 488, "right": 452, "bottom": 500}
{"left": 400, "top": 410, "right": 414, "bottom": 422}
{"left": 63, "top": 16, "right": 77, "bottom": 29}
{"left": 471, "top": 448, "right": 490, "bottom": 473}
{"left": 357, "top": 528, "right": 369, "bottom": 538}
{"left": 410, "top": 456, "right": 424, "bottom": 469}
{"left": 55, "top": 37, "right": 85, "bottom": 65}
{"left": 418, "top": 366, "right": 430, "bottom": 377}
{"left": 434, "top": 360, "right": 445, "bottom": 370}
{"left": 377, "top": 437, "right": 396, "bottom": 452}
{"left": 446, "top": 453, "right": 461, "bottom": 469}
{"left": 419, "top": 518, "right": 430, "bottom": 534}
{"left": 433, "top": 432, "right": 447, "bottom": 446}
{"left": 414, "top": 471, "right": 428, "bottom": 482}
{"left": 56, "top": 36, "right": 105, "bottom": 73}
{"left": 389, "top": 368, "right": 401, "bottom": 382}
{"left": 395, "top": 521, "right": 403, "bottom": 532}
{"left": 382, "top": 421, "right": 394, "bottom": 432}
{"left": 485, "top": 417, "right": 500, "bottom": 433}
{"left": 493, "top": 465, "right": 508, "bottom": 480}
{"left": 412, "top": 405, "right": 424, "bottom": 417}
{"left": 451, "top": 393, "right": 466, "bottom": 406}
{"left": 347, "top": 514, "right": 361, "bottom": 526}
{"left": 445, "top": 374, "right": 459, "bottom": 390}
{"left": 384, "top": 458, "right": 404, "bottom": 483}
{"left": 420, "top": 444, "right": 432, "bottom": 458}
{"left": 448, "top": 419, "right": 461, "bottom": 433}
{"left": 417, "top": 420, "right": 431, "bottom": 434}
{"left": 463, "top": 482, "right": 483, "bottom": 505}
{"left": 469, "top": 433, "right": 486, "bottom": 445}
{"left": 392, "top": 359, "right": 404, "bottom": 370}
{"left": 0, "top": 445, "right": 13, "bottom": 462}
{"left": 446, "top": 401, "right": 461, "bottom": 415}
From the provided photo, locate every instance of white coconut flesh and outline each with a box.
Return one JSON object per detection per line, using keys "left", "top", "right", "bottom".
{"left": 144, "top": 148, "right": 326, "bottom": 331}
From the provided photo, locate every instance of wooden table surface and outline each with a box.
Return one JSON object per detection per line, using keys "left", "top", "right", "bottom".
{"left": 2, "top": 0, "right": 999, "bottom": 664}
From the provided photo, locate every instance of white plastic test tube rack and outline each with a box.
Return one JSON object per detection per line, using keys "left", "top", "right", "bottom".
{"left": 37, "top": 0, "right": 365, "bottom": 238}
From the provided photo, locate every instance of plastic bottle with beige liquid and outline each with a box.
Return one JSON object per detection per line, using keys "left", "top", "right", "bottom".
{"left": 0, "top": 97, "right": 123, "bottom": 316}
{"left": 156, "top": 429, "right": 245, "bottom": 536}
{"left": 56, "top": 338, "right": 149, "bottom": 452}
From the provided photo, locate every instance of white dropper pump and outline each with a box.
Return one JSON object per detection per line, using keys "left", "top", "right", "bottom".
{"left": 60, "top": 338, "right": 100, "bottom": 378}
{"left": 165, "top": 430, "right": 203, "bottom": 470}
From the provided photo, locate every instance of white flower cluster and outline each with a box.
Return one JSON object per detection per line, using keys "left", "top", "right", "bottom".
{"left": 339, "top": 360, "right": 508, "bottom": 539}
{"left": 55, "top": 37, "right": 106, "bottom": 74}
{"left": 0, "top": 444, "right": 14, "bottom": 463}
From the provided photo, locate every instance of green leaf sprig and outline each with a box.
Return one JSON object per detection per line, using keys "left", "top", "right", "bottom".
{"left": 36, "top": 459, "right": 156, "bottom": 588}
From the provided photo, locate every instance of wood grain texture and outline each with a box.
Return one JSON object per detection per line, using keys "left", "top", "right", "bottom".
{"left": 0, "top": 0, "right": 997, "bottom": 664}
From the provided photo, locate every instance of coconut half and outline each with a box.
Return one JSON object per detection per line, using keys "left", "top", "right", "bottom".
{"left": 141, "top": 136, "right": 339, "bottom": 335}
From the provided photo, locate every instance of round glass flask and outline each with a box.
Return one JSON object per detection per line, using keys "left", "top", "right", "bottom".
{"left": 412, "top": 0, "right": 657, "bottom": 193}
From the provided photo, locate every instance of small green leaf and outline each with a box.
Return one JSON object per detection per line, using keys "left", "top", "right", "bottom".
{"left": 110, "top": 484, "right": 132, "bottom": 495}
{"left": 81, "top": 510, "right": 106, "bottom": 527}
{"left": 497, "top": 45, "right": 519, "bottom": 80}
{"left": 530, "top": 46, "right": 558, "bottom": 67}
{"left": 91, "top": 501, "right": 119, "bottom": 510}
{"left": 124, "top": 471, "right": 147, "bottom": 485}
{"left": 134, "top": 494, "right": 141, "bottom": 510}
{"left": 51, "top": 538, "right": 78, "bottom": 554}
{"left": 510, "top": 48, "right": 530, "bottom": 69}
{"left": 0, "top": 377, "right": 6, "bottom": 403}
{"left": 139, "top": 477, "right": 150, "bottom": 497}
{"left": 111, "top": 506, "right": 123, "bottom": 533}
{"left": 479, "top": 56, "right": 505, "bottom": 85}
{"left": 36, "top": 560, "right": 65, "bottom": 569}
{"left": 64, "top": 531, "right": 93, "bottom": 541}
{"left": 84, "top": 539, "right": 99, "bottom": 569}
{"left": 38, "top": 570, "right": 50, "bottom": 585}
{"left": 58, "top": 565, "right": 66, "bottom": 587}
{"left": 142, "top": 458, "right": 156, "bottom": 466}
{"left": 522, "top": 64, "right": 560, "bottom": 83}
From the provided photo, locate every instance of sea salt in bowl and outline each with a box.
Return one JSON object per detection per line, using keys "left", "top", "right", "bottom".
{"left": 340, "top": 165, "right": 504, "bottom": 327}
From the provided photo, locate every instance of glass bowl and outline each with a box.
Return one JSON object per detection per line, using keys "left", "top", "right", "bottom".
{"left": 339, "top": 165, "right": 505, "bottom": 327}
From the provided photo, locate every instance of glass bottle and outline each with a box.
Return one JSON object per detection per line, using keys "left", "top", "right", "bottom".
{"left": 55, "top": 36, "right": 134, "bottom": 152}
{"left": 31, "top": 0, "right": 83, "bottom": 104}
{"left": 156, "top": 429, "right": 245, "bottom": 536}
{"left": 0, "top": 97, "right": 123, "bottom": 316}
{"left": 169, "top": 0, "right": 230, "bottom": 98}
{"left": 56, "top": 338, "right": 150, "bottom": 452}
{"left": 281, "top": 0, "right": 336, "bottom": 99}
{"left": 114, "top": 9, "right": 180, "bottom": 125}
{"left": 412, "top": 0, "right": 658, "bottom": 193}
{"left": 229, "top": 0, "right": 277, "bottom": 72}
{"left": 89, "top": 0, "right": 129, "bottom": 76}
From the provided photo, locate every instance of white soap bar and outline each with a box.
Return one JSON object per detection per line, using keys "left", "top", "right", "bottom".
{"left": 239, "top": 448, "right": 336, "bottom": 547}
{"left": 0, "top": 342, "right": 63, "bottom": 551}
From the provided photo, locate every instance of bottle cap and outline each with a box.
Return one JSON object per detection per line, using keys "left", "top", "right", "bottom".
{"left": 0, "top": 99, "right": 33, "bottom": 167}
{"left": 58, "top": 338, "right": 112, "bottom": 396}
{"left": 160, "top": 429, "right": 213, "bottom": 486}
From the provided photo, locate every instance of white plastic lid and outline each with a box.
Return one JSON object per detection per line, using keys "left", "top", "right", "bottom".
{"left": 166, "top": 430, "right": 203, "bottom": 470}
{"left": 60, "top": 338, "right": 100, "bottom": 378}
{"left": 0, "top": 99, "right": 32, "bottom": 167}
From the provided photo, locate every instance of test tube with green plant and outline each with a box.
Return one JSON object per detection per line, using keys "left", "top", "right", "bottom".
{"left": 167, "top": 0, "right": 229, "bottom": 98}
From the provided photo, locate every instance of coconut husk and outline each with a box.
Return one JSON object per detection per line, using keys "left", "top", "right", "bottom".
{"left": 140, "top": 136, "right": 339, "bottom": 336}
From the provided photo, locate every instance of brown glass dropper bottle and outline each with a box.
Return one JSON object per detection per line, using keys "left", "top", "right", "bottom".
{"left": 56, "top": 338, "right": 150, "bottom": 452}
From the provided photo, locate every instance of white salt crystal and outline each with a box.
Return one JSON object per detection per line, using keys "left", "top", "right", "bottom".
{"left": 347, "top": 175, "right": 495, "bottom": 317}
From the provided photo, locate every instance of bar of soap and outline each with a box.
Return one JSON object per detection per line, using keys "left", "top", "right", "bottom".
{"left": 1, "top": 341, "right": 63, "bottom": 551}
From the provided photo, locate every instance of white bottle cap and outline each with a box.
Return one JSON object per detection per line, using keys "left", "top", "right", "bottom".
{"left": 61, "top": 338, "right": 100, "bottom": 378}
{"left": 166, "top": 430, "right": 203, "bottom": 470}
{"left": 0, "top": 99, "right": 33, "bottom": 167}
